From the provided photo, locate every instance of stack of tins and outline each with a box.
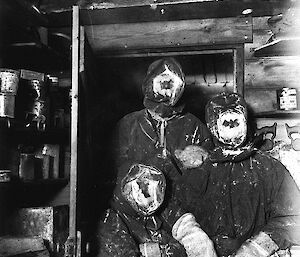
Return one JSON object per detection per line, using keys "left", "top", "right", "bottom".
{"left": 0, "top": 69, "right": 18, "bottom": 235}
{"left": 0, "top": 69, "right": 20, "bottom": 118}
{"left": 18, "top": 70, "right": 48, "bottom": 131}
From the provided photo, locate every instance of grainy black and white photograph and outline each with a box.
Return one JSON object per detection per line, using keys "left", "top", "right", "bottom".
{"left": 0, "top": 0, "right": 300, "bottom": 256}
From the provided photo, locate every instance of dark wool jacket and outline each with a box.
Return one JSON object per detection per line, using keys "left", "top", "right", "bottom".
{"left": 96, "top": 162, "right": 187, "bottom": 257}
{"left": 178, "top": 151, "right": 300, "bottom": 256}
{"left": 177, "top": 92, "right": 300, "bottom": 256}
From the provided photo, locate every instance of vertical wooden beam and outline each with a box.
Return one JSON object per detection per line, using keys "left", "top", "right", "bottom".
{"left": 233, "top": 44, "right": 245, "bottom": 96}
{"left": 70, "top": 5, "right": 79, "bottom": 242}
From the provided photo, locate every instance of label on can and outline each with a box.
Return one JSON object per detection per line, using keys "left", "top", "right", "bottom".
{"left": 0, "top": 94, "right": 15, "bottom": 118}
{"left": 277, "top": 88, "right": 298, "bottom": 110}
{"left": 0, "top": 69, "right": 20, "bottom": 94}
{"left": 0, "top": 170, "right": 11, "bottom": 182}
{"left": 20, "top": 69, "right": 44, "bottom": 82}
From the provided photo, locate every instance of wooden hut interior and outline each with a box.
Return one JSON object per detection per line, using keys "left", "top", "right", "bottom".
{"left": 0, "top": 0, "right": 300, "bottom": 256}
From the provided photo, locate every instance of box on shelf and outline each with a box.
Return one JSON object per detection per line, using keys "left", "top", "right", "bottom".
{"left": 18, "top": 144, "right": 61, "bottom": 180}
{"left": 0, "top": 235, "right": 49, "bottom": 257}
{"left": 8, "top": 205, "right": 69, "bottom": 257}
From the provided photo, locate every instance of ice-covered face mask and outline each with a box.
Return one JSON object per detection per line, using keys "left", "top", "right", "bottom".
{"left": 216, "top": 109, "right": 247, "bottom": 147}
{"left": 122, "top": 164, "right": 166, "bottom": 216}
{"left": 152, "top": 64, "right": 184, "bottom": 106}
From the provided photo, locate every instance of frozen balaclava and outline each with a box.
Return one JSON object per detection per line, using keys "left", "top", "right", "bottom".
{"left": 206, "top": 92, "right": 247, "bottom": 148}
{"left": 142, "top": 58, "right": 185, "bottom": 117}
{"left": 121, "top": 164, "right": 166, "bottom": 216}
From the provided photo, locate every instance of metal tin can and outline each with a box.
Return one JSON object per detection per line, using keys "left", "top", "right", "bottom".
{"left": 277, "top": 88, "right": 298, "bottom": 110}
{"left": 0, "top": 69, "right": 20, "bottom": 94}
{"left": 18, "top": 153, "right": 35, "bottom": 180}
{"left": 25, "top": 100, "right": 47, "bottom": 130}
{"left": 29, "top": 79, "right": 47, "bottom": 101}
{"left": 0, "top": 170, "right": 11, "bottom": 182}
{"left": 8, "top": 205, "right": 69, "bottom": 257}
{"left": 0, "top": 93, "right": 15, "bottom": 118}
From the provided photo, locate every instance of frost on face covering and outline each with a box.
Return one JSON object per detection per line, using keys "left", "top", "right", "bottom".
{"left": 216, "top": 109, "right": 247, "bottom": 147}
{"left": 152, "top": 64, "right": 184, "bottom": 106}
{"left": 121, "top": 164, "right": 166, "bottom": 216}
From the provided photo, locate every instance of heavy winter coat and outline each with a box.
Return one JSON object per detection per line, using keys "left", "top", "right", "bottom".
{"left": 96, "top": 162, "right": 187, "bottom": 257}
{"left": 111, "top": 57, "right": 213, "bottom": 181}
{"left": 178, "top": 92, "right": 300, "bottom": 256}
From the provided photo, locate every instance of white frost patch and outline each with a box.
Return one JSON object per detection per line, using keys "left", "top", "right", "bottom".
{"left": 279, "top": 148, "right": 300, "bottom": 189}
{"left": 222, "top": 148, "right": 244, "bottom": 156}
{"left": 217, "top": 110, "right": 247, "bottom": 147}
{"left": 152, "top": 64, "right": 183, "bottom": 105}
{"left": 131, "top": 179, "right": 160, "bottom": 213}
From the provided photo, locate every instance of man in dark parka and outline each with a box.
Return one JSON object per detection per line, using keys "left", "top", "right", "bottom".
{"left": 96, "top": 163, "right": 217, "bottom": 257}
{"left": 111, "top": 57, "right": 214, "bottom": 181}
{"left": 177, "top": 92, "right": 300, "bottom": 256}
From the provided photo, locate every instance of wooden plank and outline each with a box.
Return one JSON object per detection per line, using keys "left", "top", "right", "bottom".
{"left": 245, "top": 56, "right": 300, "bottom": 89}
{"left": 0, "top": 236, "right": 47, "bottom": 257}
{"left": 234, "top": 45, "right": 245, "bottom": 96}
{"left": 42, "top": 0, "right": 290, "bottom": 27}
{"left": 85, "top": 17, "right": 252, "bottom": 53}
{"left": 70, "top": 5, "right": 79, "bottom": 240}
{"left": 244, "top": 16, "right": 272, "bottom": 60}
{"left": 96, "top": 47, "right": 234, "bottom": 58}
{"left": 245, "top": 88, "right": 278, "bottom": 113}
{"left": 254, "top": 38, "right": 300, "bottom": 57}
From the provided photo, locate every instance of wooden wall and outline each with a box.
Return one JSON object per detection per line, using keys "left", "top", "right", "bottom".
{"left": 243, "top": 14, "right": 300, "bottom": 140}
{"left": 243, "top": 13, "right": 300, "bottom": 186}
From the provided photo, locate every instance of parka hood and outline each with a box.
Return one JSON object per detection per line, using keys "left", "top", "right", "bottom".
{"left": 205, "top": 92, "right": 256, "bottom": 162}
{"left": 112, "top": 163, "right": 166, "bottom": 217}
{"left": 205, "top": 92, "right": 248, "bottom": 148}
{"left": 142, "top": 57, "right": 185, "bottom": 117}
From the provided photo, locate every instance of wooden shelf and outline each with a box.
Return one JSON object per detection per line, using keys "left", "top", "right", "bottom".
{"left": 1, "top": 178, "right": 69, "bottom": 207}
{"left": 4, "top": 42, "right": 70, "bottom": 72}
{"left": 10, "top": 127, "right": 69, "bottom": 144}
{"left": 254, "top": 110, "right": 300, "bottom": 118}
{"left": 0, "top": 178, "right": 68, "bottom": 187}
{"left": 0, "top": 118, "right": 69, "bottom": 144}
{"left": 17, "top": 178, "right": 69, "bottom": 186}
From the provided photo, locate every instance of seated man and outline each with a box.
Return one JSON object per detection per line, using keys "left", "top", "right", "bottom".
{"left": 177, "top": 92, "right": 300, "bottom": 256}
{"left": 96, "top": 163, "right": 217, "bottom": 257}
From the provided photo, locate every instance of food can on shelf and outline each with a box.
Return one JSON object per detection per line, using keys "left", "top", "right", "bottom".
{"left": 0, "top": 170, "right": 11, "bottom": 182}
{"left": 277, "top": 87, "right": 298, "bottom": 111}
{"left": 0, "top": 93, "right": 15, "bottom": 118}
{"left": 0, "top": 69, "right": 19, "bottom": 94}
{"left": 28, "top": 79, "right": 47, "bottom": 101}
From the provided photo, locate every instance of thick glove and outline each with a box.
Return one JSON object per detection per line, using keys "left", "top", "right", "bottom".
{"left": 139, "top": 242, "right": 161, "bottom": 257}
{"left": 174, "top": 145, "right": 208, "bottom": 169}
{"left": 234, "top": 231, "right": 279, "bottom": 257}
{"left": 172, "top": 213, "right": 217, "bottom": 257}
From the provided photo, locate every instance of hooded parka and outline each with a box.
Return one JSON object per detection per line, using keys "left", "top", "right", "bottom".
{"left": 96, "top": 163, "right": 188, "bottom": 257}
{"left": 96, "top": 163, "right": 217, "bottom": 257}
{"left": 111, "top": 57, "right": 213, "bottom": 182}
{"left": 177, "top": 92, "right": 300, "bottom": 256}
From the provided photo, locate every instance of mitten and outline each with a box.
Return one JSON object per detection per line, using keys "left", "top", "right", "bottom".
{"left": 172, "top": 213, "right": 217, "bottom": 257}
{"left": 139, "top": 242, "right": 161, "bottom": 257}
{"left": 174, "top": 145, "right": 208, "bottom": 169}
{"left": 234, "top": 231, "right": 279, "bottom": 257}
